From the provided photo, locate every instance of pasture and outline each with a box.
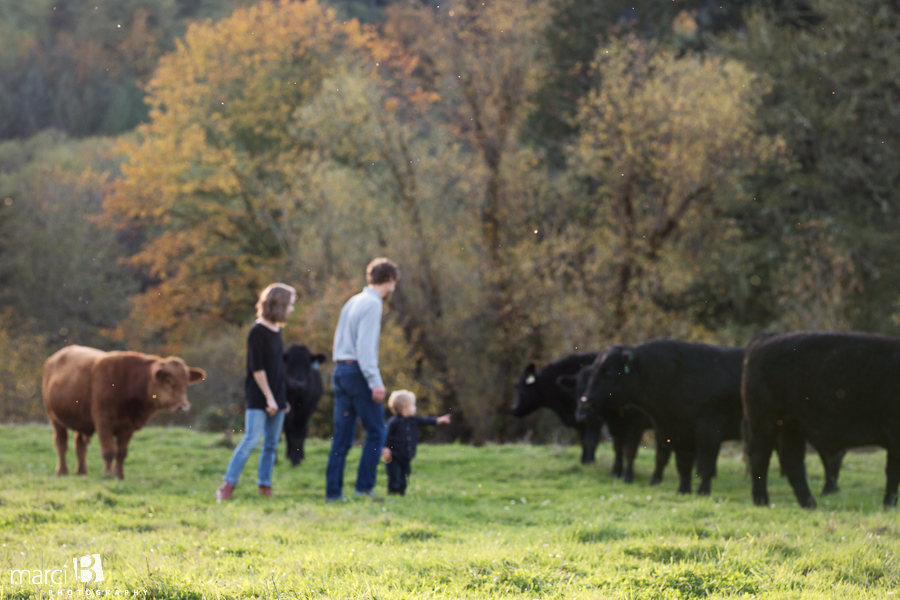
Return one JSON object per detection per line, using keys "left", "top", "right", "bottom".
{"left": 0, "top": 424, "right": 897, "bottom": 599}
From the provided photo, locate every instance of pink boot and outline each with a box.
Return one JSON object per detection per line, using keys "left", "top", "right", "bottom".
{"left": 215, "top": 482, "right": 235, "bottom": 500}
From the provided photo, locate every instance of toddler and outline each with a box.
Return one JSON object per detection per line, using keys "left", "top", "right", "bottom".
{"left": 381, "top": 390, "right": 450, "bottom": 495}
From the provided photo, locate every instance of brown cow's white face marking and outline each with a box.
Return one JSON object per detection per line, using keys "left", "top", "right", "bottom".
{"left": 149, "top": 358, "right": 206, "bottom": 412}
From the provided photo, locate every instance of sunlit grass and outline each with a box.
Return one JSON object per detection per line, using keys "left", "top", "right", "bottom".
{"left": 0, "top": 424, "right": 897, "bottom": 599}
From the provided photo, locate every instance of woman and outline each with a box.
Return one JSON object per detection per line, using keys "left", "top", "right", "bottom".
{"left": 216, "top": 283, "right": 295, "bottom": 500}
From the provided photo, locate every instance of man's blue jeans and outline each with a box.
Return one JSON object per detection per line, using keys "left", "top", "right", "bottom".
{"left": 223, "top": 408, "right": 286, "bottom": 487}
{"left": 326, "top": 362, "right": 386, "bottom": 498}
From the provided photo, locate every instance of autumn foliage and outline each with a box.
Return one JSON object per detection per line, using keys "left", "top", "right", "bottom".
{"left": 1, "top": 0, "right": 898, "bottom": 437}
{"left": 104, "top": 0, "right": 398, "bottom": 344}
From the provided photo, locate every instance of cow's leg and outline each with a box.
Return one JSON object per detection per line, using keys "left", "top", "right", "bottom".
{"left": 674, "top": 449, "right": 695, "bottom": 494}
{"left": 96, "top": 427, "right": 117, "bottom": 477}
{"left": 695, "top": 428, "right": 723, "bottom": 496}
{"left": 114, "top": 430, "right": 133, "bottom": 479}
{"left": 883, "top": 447, "right": 900, "bottom": 508}
{"left": 287, "top": 430, "right": 302, "bottom": 466}
{"left": 779, "top": 423, "right": 816, "bottom": 509}
{"left": 283, "top": 413, "right": 293, "bottom": 462}
{"left": 52, "top": 422, "right": 69, "bottom": 476}
{"left": 820, "top": 449, "right": 846, "bottom": 495}
{"left": 580, "top": 417, "right": 602, "bottom": 465}
{"left": 284, "top": 414, "right": 300, "bottom": 466}
{"left": 610, "top": 435, "right": 624, "bottom": 479}
{"left": 748, "top": 423, "right": 776, "bottom": 507}
{"left": 621, "top": 425, "right": 642, "bottom": 484}
{"left": 297, "top": 414, "right": 312, "bottom": 465}
{"left": 649, "top": 442, "right": 671, "bottom": 486}
{"left": 75, "top": 432, "right": 91, "bottom": 475}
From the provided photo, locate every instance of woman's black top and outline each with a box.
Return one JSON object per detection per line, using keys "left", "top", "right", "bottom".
{"left": 385, "top": 415, "right": 438, "bottom": 462}
{"left": 244, "top": 322, "right": 286, "bottom": 410}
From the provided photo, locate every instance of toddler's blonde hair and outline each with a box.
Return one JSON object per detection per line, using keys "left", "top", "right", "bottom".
{"left": 388, "top": 389, "right": 416, "bottom": 414}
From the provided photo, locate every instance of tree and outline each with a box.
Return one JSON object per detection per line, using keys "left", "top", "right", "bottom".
{"left": 564, "top": 37, "right": 783, "bottom": 339}
{"left": 103, "top": 0, "right": 396, "bottom": 347}
{"left": 721, "top": 0, "right": 900, "bottom": 334}
{"left": 0, "top": 131, "right": 135, "bottom": 345}
{"left": 383, "top": 0, "right": 553, "bottom": 440}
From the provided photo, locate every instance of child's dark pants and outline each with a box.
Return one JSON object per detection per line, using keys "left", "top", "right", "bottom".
{"left": 386, "top": 457, "right": 411, "bottom": 495}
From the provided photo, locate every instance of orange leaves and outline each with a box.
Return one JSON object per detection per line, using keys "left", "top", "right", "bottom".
{"left": 103, "top": 0, "right": 420, "bottom": 343}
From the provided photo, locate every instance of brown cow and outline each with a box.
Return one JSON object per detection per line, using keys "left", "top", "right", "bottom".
{"left": 42, "top": 345, "right": 206, "bottom": 478}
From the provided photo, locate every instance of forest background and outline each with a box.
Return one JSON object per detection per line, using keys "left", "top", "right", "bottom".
{"left": 0, "top": 0, "right": 898, "bottom": 444}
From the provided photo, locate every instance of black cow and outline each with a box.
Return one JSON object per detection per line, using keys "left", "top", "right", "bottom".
{"left": 283, "top": 344, "right": 327, "bottom": 466}
{"left": 559, "top": 364, "right": 672, "bottom": 484}
{"left": 577, "top": 340, "right": 745, "bottom": 496}
{"left": 513, "top": 353, "right": 671, "bottom": 483}
{"left": 742, "top": 331, "right": 900, "bottom": 508}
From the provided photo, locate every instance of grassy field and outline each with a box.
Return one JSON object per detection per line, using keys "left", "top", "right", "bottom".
{"left": 0, "top": 424, "right": 897, "bottom": 599}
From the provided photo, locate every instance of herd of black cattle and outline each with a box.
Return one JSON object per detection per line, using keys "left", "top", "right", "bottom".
{"left": 284, "top": 332, "right": 899, "bottom": 509}
{"left": 513, "top": 332, "right": 900, "bottom": 509}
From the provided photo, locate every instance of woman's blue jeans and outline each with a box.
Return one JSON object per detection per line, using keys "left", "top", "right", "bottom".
{"left": 326, "top": 362, "right": 386, "bottom": 498}
{"left": 223, "top": 408, "right": 286, "bottom": 487}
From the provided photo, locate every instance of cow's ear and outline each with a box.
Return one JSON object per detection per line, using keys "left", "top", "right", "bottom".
{"left": 523, "top": 363, "right": 536, "bottom": 385}
{"left": 622, "top": 350, "right": 636, "bottom": 375}
{"left": 152, "top": 363, "right": 168, "bottom": 382}
{"left": 188, "top": 368, "right": 207, "bottom": 384}
{"left": 312, "top": 353, "right": 327, "bottom": 367}
{"left": 555, "top": 374, "right": 577, "bottom": 393}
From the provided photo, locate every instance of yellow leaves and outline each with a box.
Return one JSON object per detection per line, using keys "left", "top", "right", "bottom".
{"left": 673, "top": 10, "right": 699, "bottom": 39}
{"left": 563, "top": 37, "right": 787, "bottom": 336}
{"left": 103, "top": 0, "right": 423, "bottom": 342}
{"left": 576, "top": 37, "right": 781, "bottom": 212}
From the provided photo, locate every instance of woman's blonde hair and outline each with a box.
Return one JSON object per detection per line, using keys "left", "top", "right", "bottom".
{"left": 388, "top": 389, "right": 416, "bottom": 414}
{"left": 256, "top": 283, "right": 296, "bottom": 325}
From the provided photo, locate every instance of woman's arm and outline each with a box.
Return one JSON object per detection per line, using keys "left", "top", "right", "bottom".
{"left": 253, "top": 370, "right": 280, "bottom": 416}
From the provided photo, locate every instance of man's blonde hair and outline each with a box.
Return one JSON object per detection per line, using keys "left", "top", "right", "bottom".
{"left": 256, "top": 283, "right": 296, "bottom": 325}
{"left": 388, "top": 389, "right": 416, "bottom": 414}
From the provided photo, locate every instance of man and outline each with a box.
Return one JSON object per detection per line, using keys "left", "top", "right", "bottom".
{"left": 325, "top": 257, "right": 400, "bottom": 502}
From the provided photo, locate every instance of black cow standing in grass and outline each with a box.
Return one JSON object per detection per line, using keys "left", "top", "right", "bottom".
{"left": 577, "top": 340, "right": 745, "bottom": 496}
{"left": 742, "top": 331, "right": 900, "bottom": 508}
{"left": 558, "top": 363, "right": 672, "bottom": 484}
{"left": 283, "top": 344, "right": 327, "bottom": 466}
{"left": 514, "top": 354, "right": 671, "bottom": 483}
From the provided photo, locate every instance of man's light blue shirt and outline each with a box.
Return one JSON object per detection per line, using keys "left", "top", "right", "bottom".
{"left": 332, "top": 287, "right": 384, "bottom": 390}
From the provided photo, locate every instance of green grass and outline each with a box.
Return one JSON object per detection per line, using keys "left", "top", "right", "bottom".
{"left": 0, "top": 424, "right": 898, "bottom": 599}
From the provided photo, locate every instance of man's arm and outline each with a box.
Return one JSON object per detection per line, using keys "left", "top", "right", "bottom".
{"left": 355, "top": 300, "right": 385, "bottom": 401}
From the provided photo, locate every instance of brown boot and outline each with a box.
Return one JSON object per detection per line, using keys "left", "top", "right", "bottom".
{"left": 258, "top": 485, "right": 272, "bottom": 498}
{"left": 216, "top": 482, "right": 235, "bottom": 500}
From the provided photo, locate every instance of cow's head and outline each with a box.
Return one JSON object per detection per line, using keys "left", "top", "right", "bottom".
{"left": 575, "top": 345, "right": 635, "bottom": 423}
{"left": 512, "top": 362, "right": 542, "bottom": 417}
{"left": 555, "top": 365, "right": 593, "bottom": 401}
{"left": 149, "top": 357, "right": 205, "bottom": 412}
{"left": 284, "top": 344, "right": 327, "bottom": 393}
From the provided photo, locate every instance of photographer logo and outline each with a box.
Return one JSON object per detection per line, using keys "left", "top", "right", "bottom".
{"left": 9, "top": 554, "right": 103, "bottom": 585}
{"left": 75, "top": 555, "right": 104, "bottom": 583}
{"left": 9, "top": 553, "right": 145, "bottom": 596}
